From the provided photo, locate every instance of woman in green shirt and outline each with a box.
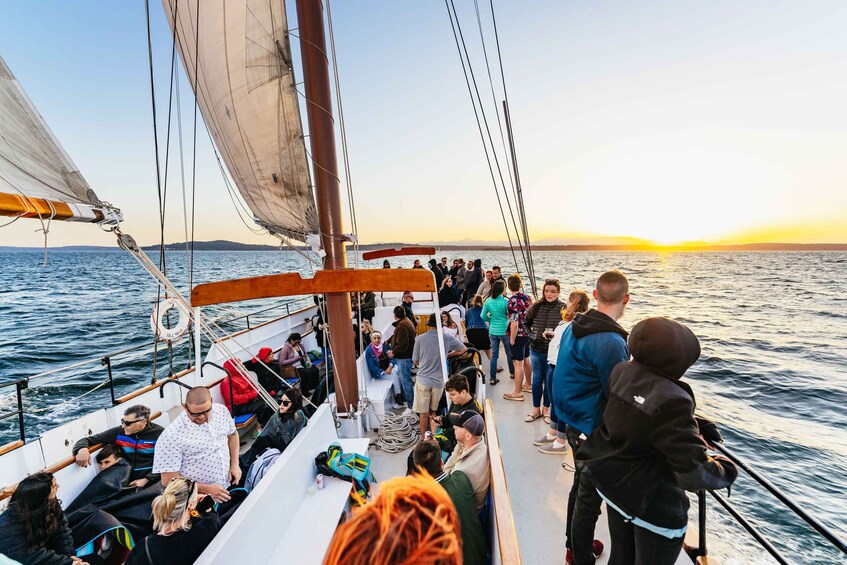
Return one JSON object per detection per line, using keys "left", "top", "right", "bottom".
{"left": 481, "top": 280, "right": 513, "bottom": 384}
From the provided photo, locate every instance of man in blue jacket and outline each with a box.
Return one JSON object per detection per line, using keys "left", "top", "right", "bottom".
{"left": 554, "top": 270, "right": 630, "bottom": 565}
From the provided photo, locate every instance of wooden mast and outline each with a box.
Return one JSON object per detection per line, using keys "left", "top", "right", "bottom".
{"left": 295, "top": 0, "right": 358, "bottom": 414}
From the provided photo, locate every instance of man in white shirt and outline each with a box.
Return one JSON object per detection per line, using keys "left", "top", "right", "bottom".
{"left": 153, "top": 387, "right": 241, "bottom": 503}
{"left": 444, "top": 410, "right": 490, "bottom": 510}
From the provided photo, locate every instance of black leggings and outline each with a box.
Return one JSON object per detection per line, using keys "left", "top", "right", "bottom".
{"left": 606, "top": 507, "right": 684, "bottom": 565}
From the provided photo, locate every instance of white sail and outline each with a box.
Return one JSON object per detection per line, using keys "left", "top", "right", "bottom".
{"left": 163, "top": 0, "right": 319, "bottom": 243}
{"left": 0, "top": 55, "right": 102, "bottom": 208}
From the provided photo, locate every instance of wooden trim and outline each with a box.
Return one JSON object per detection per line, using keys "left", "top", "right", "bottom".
{"left": 0, "top": 440, "right": 23, "bottom": 457}
{"left": 191, "top": 269, "right": 437, "bottom": 307}
{"left": 484, "top": 399, "right": 522, "bottom": 565}
{"left": 0, "top": 412, "right": 162, "bottom": 502}
{"left": 362, "top": 246, "right": 437, "bottom": 260}
{"left": 115, "top": 367, "right": 194, "bottom": 405}
{"left": 0, "top": 191, "right": 76, "bottom": 220}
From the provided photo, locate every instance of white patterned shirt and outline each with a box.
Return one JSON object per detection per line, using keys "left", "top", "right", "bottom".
{"left": 153, "top": 403, "right": 236, "bottom": 486}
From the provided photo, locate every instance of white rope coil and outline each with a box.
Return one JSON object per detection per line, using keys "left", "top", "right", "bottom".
{"left": 373, "top": 411, "right": 420, "bottom": 453}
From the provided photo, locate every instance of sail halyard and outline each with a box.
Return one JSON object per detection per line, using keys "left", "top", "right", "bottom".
{"left": 162, "top": 0, "right": 320, "bottom": 243}
{"left": 0, "top": 55, "right": 121, "bottom": 225}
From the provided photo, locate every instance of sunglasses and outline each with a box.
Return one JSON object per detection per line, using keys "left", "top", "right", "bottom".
{"left": 121, "top": 418, "right": 145, "bottom": 426}
{"left": 186, "top": 406, "right": 212, "bottom": 418}
{"left": 281, "top": 400, "right": 292, "bottom": 407}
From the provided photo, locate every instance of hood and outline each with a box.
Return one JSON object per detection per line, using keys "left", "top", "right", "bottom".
{"left": 428, "top": 259, "right": 438, "bottom": 268}
{"left": 571, "top": 309, "right": 629, "bottom": 339}
{"left": 628, "top": 317, "right": 700, "bottom": 380}
{"left": 473, "top": 259, "right": 482, "bottom": 268}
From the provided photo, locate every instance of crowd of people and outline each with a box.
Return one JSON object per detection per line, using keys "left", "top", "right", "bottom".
{"left": 0, "top": 256, "right": 740, "bottom": 565}
{"left": 353, "top": 256, "right": 740, "bottom": 565}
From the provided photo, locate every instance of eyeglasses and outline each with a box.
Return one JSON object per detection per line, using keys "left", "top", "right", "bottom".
{"left": 121, "top": 418, "right": 146, "bottom": 426}
{"left": 186, "top": 406, "right": 212, "bottom": 418}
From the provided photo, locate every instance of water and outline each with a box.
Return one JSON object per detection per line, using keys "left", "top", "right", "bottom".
{"left": 1, "top": 249, "right": 845, "bottom": 563}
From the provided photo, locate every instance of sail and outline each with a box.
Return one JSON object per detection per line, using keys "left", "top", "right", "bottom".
{"left": 0, "top": 55, "right": 103, "bottom": 209}
{"left": 163, "top": 0, "right": 319, "bottom": 242}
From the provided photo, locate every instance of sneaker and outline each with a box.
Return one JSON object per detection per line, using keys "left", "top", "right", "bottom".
{"left": 538, "top": 442, "right": 569, "bottom": 455}
{"left": 565, "top": 540, "right": 603, "bottom": 564}
{"left": 402, "top": 407, "right": 415, "bottom": 417}
{"left": 393, "top": 402, "right": 405, "bottom": 410}
{"left": 533, "top": 433, "right": 556, "bottom": 446}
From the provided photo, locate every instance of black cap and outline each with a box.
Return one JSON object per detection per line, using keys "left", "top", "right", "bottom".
{"left": 446, "top": 410, "right": 485, "bottom": 436}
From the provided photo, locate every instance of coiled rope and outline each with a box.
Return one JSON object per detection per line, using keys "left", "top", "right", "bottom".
{"left": 373, "top": 411, "right": 420, "bottom": 453}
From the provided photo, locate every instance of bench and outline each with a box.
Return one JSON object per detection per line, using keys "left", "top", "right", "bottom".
{"left": 195, "top": 404, "right": 370, "bottom": 565}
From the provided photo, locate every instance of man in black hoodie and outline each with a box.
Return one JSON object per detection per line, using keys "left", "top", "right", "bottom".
{"left": 578, "top": 317, "right": 737, "bottom": 564}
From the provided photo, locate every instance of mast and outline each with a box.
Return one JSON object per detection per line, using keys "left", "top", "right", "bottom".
{"left": 295, "top": 0, "right": 358, "bottom": 413}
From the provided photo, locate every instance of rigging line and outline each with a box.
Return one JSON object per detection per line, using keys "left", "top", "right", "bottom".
{"left": 326, "top": 0, "right": 360, "bottom": 268}
{"left": 445, "top": 0, "right": 526, "bottom": 270}
{"left": 448, "top": 0, "right": 529, "bottom": 276}
{"left": 472, "top": 0, "right": 516, "bottom": 198}
{"left": 486, "top": 0, "right": 537, "bottom": 291}
{"left": 444, "top": 1, "right": 519, "bottom": 273}
{"left": 175, "top": 65, "right": 190, "bottom": 265}
{"left": 188, "top": 0, "right": 200, "bottom": 298}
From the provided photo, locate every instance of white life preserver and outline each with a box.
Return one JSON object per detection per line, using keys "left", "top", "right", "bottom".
{"left": 150, "top": 298, "right": 191, "bottom": 342}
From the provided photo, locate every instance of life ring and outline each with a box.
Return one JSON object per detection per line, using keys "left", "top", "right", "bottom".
{"left": 150, "top": 298, "right": 191, "bottom": 342}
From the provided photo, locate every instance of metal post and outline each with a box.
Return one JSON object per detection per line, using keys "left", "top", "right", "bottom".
{"left": 194, "top": 307, "right": 202, "bottom": 380}
{"left": 296, "top": 0, "right": 358, "bottom": 413}
{"left": 102, "top": 356, "right": 116, "bottom": 405}
{"left": 698, "top": 490, "right": 707, "bottom": 556}
{"left": 15, "top": 381, "right": 27, "bottom": 442}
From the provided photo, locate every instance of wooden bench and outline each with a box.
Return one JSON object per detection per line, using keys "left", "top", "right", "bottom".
{"left": 196, "top": 404, "right": 370, "bottom": 565}
{"left": 484, "top": 399, "right": 521, "bottom": 564}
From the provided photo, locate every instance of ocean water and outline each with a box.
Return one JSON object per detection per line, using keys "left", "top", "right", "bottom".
{"left": 0, "top": 249, "right": 845, "bottom": 563}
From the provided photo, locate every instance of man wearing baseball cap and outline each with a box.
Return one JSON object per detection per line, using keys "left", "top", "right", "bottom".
{"left": 444, "top": 410, "right": 490, "bottom": 510}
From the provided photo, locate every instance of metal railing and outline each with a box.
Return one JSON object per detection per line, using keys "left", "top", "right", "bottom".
{"left": 691, "top": 441, "right": 847, "bottom": 563}
{"left": 0, "top": 300, "right": 304, "bottom": 444}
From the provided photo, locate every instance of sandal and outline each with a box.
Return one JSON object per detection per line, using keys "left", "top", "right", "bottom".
{"left": 544, "top": 415, "right": 551, "bottom": 424}
{"left": 503, "top": 392, "right": 524, "bottom": 401}
{"left": 489, "top": 377, "right": 499, "bottom": 385}
{"left": 524, "top": 412, "right": 541, "bottom": 422}
{"left": 521, "top": 385, "right": 532, "bottom": 393}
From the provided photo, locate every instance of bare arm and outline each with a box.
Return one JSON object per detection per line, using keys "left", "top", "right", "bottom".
{"left": 228, "top": 433, "right": 242, "bottom": 485}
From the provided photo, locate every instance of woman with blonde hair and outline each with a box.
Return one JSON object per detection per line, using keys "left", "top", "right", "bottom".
{"left": 323, "top": 474, "right": 461, "bottom": 565}
{"left": 126, "top": 478, "right": 221, "bottom": 565}
{"left": 535, "top": 290, "right": 591, "bottom": 454}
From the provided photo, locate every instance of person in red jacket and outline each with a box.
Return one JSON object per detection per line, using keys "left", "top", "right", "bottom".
{"left": 220, "top": 359, "right": 275, "bottom": 426}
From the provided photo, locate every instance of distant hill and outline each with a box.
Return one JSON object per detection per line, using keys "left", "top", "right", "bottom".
{"left": 2, "top": 240, "right": 846, "bottom": 252}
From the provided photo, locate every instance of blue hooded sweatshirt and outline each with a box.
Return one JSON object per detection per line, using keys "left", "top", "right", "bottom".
{"left": 553, "top": 309, "right": 629, "bottom": 436}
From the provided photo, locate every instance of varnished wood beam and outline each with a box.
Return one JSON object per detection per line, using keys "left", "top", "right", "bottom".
{"left": 484, "top": 399, "right": 522, "bottom": 565}
{"left": 361, "top": 246, "right": 437, "bottom": 261}
{"left": 191, "top": 269, "right": 437, "bottom": 307}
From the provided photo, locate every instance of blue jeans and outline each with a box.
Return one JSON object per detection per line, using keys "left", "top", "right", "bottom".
{"left": 546, "top": 363, "right": 567, "bottom": 435}
{"left": 395, "top": 358, "right": 414, "bottom": 408}
{"left": 529, "top": 349, "right": 549, "bottom": 408}
{"left": 489, "top": 334, "right": 514, "bottom": 377}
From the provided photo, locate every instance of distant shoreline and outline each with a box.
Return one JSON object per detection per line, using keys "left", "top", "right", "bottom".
{"left": 1, "top": 241, "right": 846, "bottom": 252}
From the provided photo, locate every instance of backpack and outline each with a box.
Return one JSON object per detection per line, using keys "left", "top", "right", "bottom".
{"left": 245, "top": 448, "right": 282, "bottom": 492}
{"left": 314, "top": 443, "right": 373, "bottom": 504}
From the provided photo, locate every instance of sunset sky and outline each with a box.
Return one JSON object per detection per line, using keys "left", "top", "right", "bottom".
{"left": 0, "top": 1, "right": 845, "bottom": 247}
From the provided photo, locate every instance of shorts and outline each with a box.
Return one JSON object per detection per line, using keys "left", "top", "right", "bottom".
{"left": 510, "top": 336, "right": 530, "bottom": 360}
{"left": 413, "top": 382, "right": 444, "bottom": 413}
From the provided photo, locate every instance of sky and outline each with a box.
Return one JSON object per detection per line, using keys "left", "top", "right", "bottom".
{"left": 0, "top": 0, "right": 845, "bottom": 248}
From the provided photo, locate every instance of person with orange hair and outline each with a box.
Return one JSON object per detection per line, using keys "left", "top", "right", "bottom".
{"left": 323, "top": 474, "right": 462, "bottom": 565}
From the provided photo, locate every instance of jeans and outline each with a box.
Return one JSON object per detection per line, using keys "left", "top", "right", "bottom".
{"left": 377, "top": 363, "right": 403, "bottom": 396}
{"left": 606, "top": 507, "right": 684, "bottom": 565}
{"left": 489, "top": 334, "right": 514, "bottom": 377}
{"left": 546, "top": 364, "right": 567, "bottom": 436}
{"left": 566, "top": 428, "right": 603, "bottom": 565}
{"left": 395, "top": 358, "right": 414, "bottom": 408}
{"left": 529, "top": 349, "right": 549, "bottom": 408}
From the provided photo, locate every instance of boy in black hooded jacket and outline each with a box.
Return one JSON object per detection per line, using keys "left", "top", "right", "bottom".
{"left": 577, "top": 317, "right": 737, "bottom": 565}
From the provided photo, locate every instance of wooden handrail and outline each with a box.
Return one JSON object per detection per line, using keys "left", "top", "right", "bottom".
{"left": 0, "top": 440, "right": 23, "bottom": 457}
{"left": 484, "top": 399, "right": 522, "bottom": 565}
{"left": 0, "top": 411, "right": 162, "bottom": 502}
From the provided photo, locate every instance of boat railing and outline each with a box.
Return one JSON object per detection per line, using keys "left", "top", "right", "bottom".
{"left": 0, "top": 299, "right": 310, "bottom": 444}
{"left": 690, "top": 441, "right": 847, "bottom": 563}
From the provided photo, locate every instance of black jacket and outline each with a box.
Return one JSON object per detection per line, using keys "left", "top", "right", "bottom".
{"left": 0, "top": 508, "right": 76, "bottom": 565}
{"left": 525, "top": 298, "right": 565, "bottom": 353}
{"left": 243, "top": 358, "right": 282, "bottom": 395}
{"left": 577, "top": 317, "right": 738, "bottom": 529}
{"left": 464, "top": 259, "right": 483, "bottom": 297}
{"left": 72, "top": 422, "right": 164, "bottom": 483}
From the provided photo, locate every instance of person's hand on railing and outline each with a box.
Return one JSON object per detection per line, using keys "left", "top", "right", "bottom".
{"left": 695, "top": 416, "right": 723, "bottom": 450}
{"left": 129, "top": 478, "right": 149, "bottom": 488}
{"left": 74, "top": 448, "right": 91, "bottom": 467}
